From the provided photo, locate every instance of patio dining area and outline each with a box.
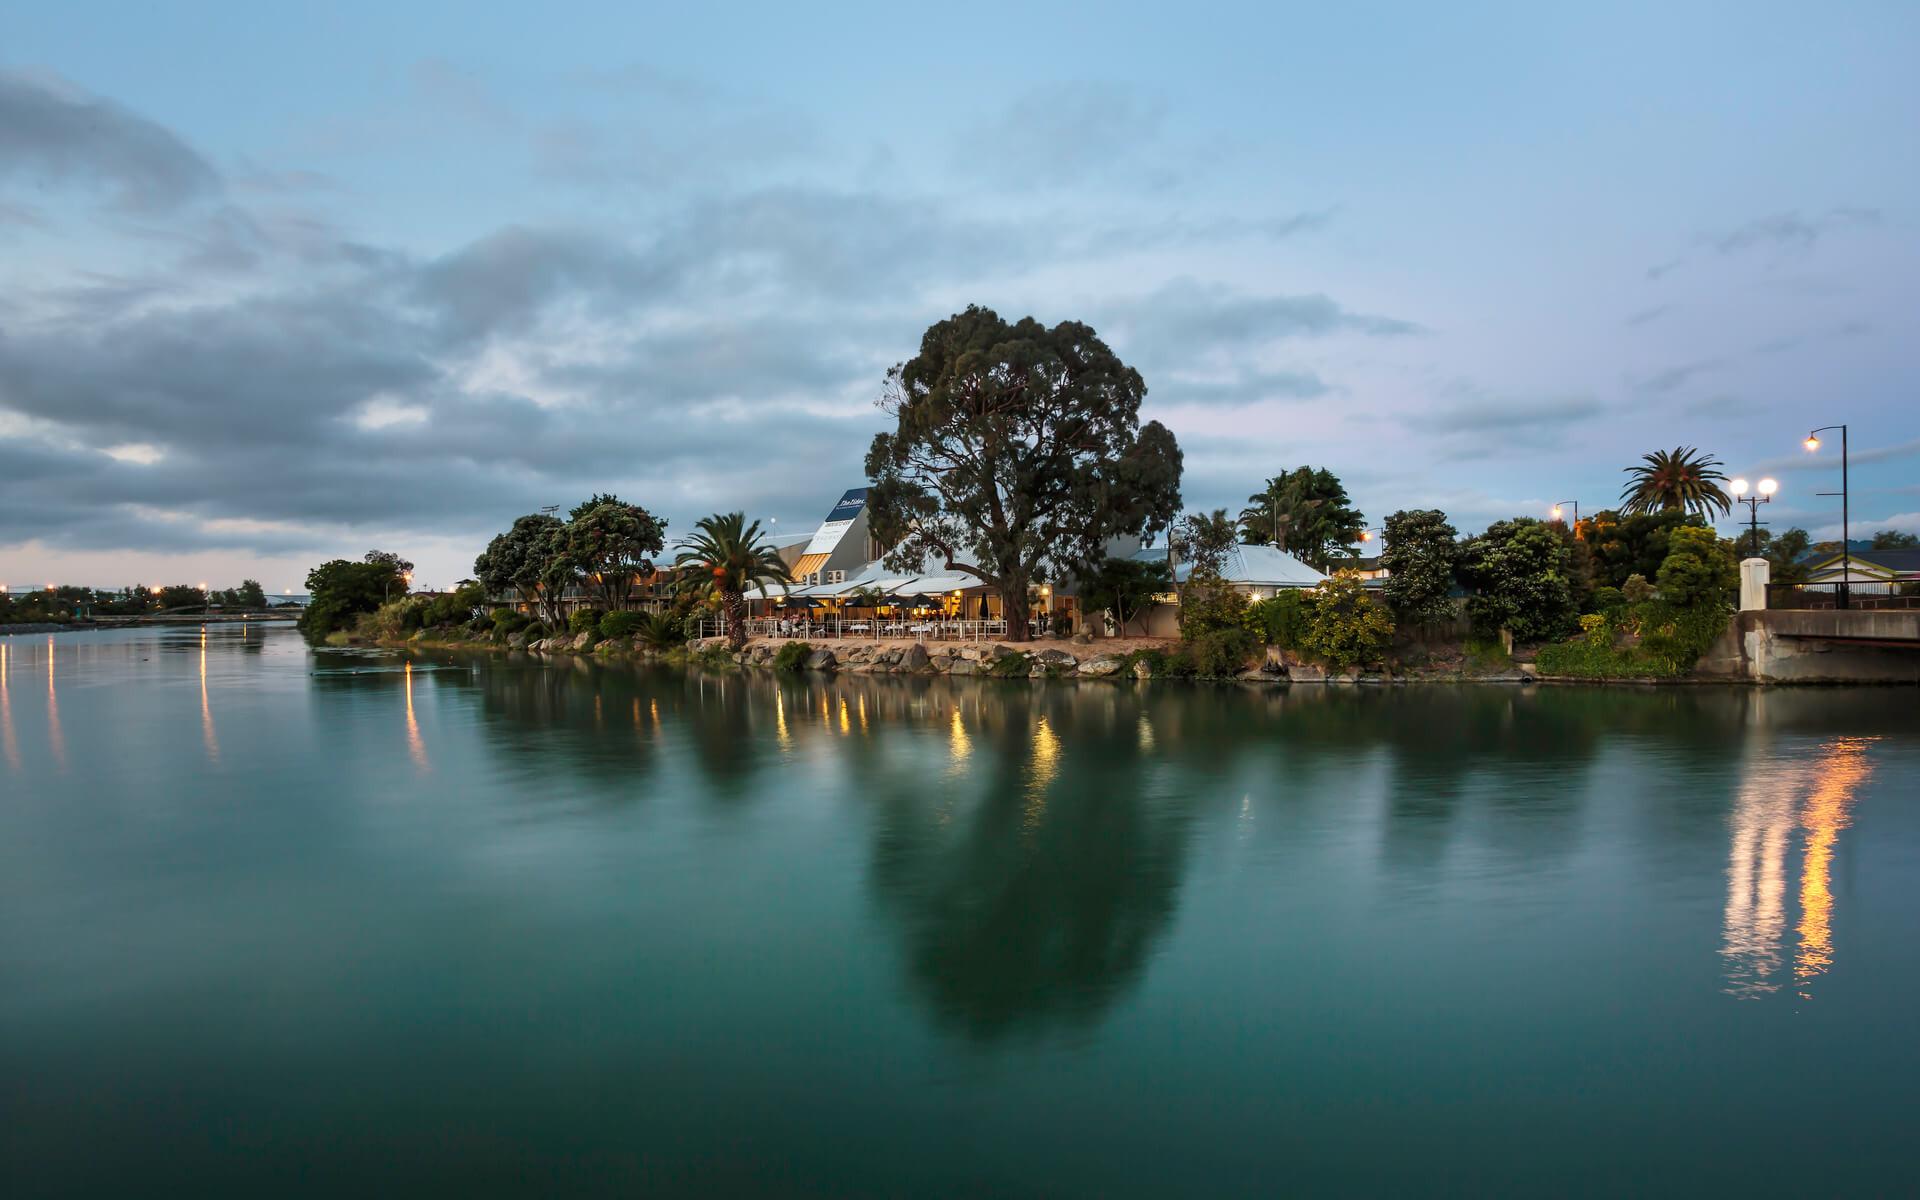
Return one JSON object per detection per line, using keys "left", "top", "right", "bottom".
{"left": 740, "top": 568, "right": 1077, "bottom": 643}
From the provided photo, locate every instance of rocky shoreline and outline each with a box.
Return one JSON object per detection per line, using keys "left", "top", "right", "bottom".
{"left": 467, "top": 630, "right": 1548, "bottom": 685}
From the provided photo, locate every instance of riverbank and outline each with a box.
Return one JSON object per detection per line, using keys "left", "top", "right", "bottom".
{"left": 369, "top": 627, "right": 1548, "bottom": 685}
{"left": 1, "top": 614, "right": 296, "bottom": 637}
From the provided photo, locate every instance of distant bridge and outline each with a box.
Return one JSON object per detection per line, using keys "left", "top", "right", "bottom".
{"left": 1700, "top": 610, "right": 1920, "bottom": 683}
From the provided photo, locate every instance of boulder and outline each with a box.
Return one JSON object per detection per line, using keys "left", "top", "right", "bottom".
{"left": 1288, "top": 662, "right": 1327, "bottom": 682}
{"left": 691, "top": 636, "right": 730, "bottom": 652}
{"left": 1078, "top": 655, "right": 1124, "bottom": 678}
{"left": 901, "top": 643, "right": 931, "bottom": 673}
{"left": 508, "top": 631, "right": 531, "bottom": 650}
{"left": 805, "top": 648, "right": 837, "bottom": 672}
{"left": 1132, "top": 659, "right": 1154, "bottom": 679}
{"left": 1236, "top": 667, "right": 1281, "bottom": 683}
{"left": 1071, "top": 632, "right": 1093, "bottom": 646}
{"left": 573, "top": 632, "right": 597, "bottom": 652}
{"left": 947, "top": 659, "right": 979, "bottom": 676}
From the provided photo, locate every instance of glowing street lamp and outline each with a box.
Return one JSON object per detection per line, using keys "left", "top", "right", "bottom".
{"left": 1729, "top": 477, "right": 1778, "bottom": 556}
{"left": 1551, "top": 500, "right": 1581, "bottom": 535}
{"left": 1806, "top": 425, "right": 1850, "bottom": 607}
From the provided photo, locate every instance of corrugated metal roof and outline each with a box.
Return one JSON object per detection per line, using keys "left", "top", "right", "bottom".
{"left": 1132, "top": 543, "right": 1327, "bottom": 586}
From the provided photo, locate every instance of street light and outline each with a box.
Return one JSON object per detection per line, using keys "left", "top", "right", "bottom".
{"left": 1806, "top": 425, "right": 1849, "bottom": 608}
{"left": 1551, "top": 500, "right": 1580, "bottom": 533}
{"left": 1729, "top": 477, "right": 1778, "bottom": 556}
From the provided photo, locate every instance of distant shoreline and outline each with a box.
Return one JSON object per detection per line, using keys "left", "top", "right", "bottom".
{"left": 0, "top": 615, "right": 299, "bottom": 637}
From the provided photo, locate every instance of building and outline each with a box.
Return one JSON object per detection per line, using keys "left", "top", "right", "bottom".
{"left": 1802, "top": 548, "right": 1920, "bottom": 595}
{"left": 1130, "top": 542, "right": 1327, "bottom": 637}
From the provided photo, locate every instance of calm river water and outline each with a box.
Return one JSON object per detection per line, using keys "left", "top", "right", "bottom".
{"left": 3, "top": 625, "right": 1918, "bottom": 1195}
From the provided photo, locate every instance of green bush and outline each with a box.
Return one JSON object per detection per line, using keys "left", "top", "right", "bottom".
{"left": 568, "top": 609, "right": 601, "bottom": 635}
{"left": 1243, "top": 590, "right": 1310, "bottom": 648}
{"left": 1189, "top": 627, "right": 1258, "bottom": 676}
{"left": 599, "top": 610, "right": 644, "bottom": 640}
{"left": 1178, "top": 578, "right": 1248, "bottom": 639}
{"left": 690, "top": 645, "right": 735, "bottom": 670}
{"left": 1299, "top": 573, "right": 1394, "bottom": 668}
{"left": 637, "top": 612, "right": 688, "bottom": 650}
{"left": 1589, "top": 585, "right": 1625, "bottom": 616}
{"left": 491, "top": 608, "right": 530, "bottom": 634}
{"left": 774, "top": 640, "right": 813, "bottom": 671}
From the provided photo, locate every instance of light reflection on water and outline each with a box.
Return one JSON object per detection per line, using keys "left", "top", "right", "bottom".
{"left": 3, "top": 626, "right": 1919, "bottom": 1194}
{"left": 1720, "top": 737, "right": 1874, "bottom": 999}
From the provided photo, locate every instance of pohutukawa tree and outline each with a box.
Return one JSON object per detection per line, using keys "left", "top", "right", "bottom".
{"left": 565, "top": 493, "right": 667, "bottom": 611}
{"left": 473, "top": 513, "right": 570, "bottom": 628}
{"left": 1380, "top": 508, "right": 1460, "bottom": 627}
{"left": 1619, "top": 447, "right": 1732, "bottom": 519}
{"left": 674, "top": 511, "right": 792, "bottom": 651}
{"left": 864, "top": 306, "right": 1184, "bottom": 643}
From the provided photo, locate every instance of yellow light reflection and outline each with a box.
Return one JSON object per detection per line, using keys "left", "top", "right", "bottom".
{"left": 1720, "top": 768, "right": 1798, "bottom": 997}
{"left": 1137, "top": 714, "right": 1156, "bottom": 752}
{"left": 1795, "top": 738, "right": 1871, "bottom": 998}
{"left": 857, "top": 694, "right": 868, "bottom": 735}
{"left": 403, "top": 662, "right": 427, "bottom": 770}
{"left": 947, "top": 707, "right": 972, "bottom": 772}
{"left": 775, "top": 689, "right": 791, "bottom": 750}
{"left": 46, "top": 637, "right": 65, "bottom": 768}
{"left": 838, "top": 696, "right": 851, "bottom": 736}
{"left": 1720, "top": 737, "right": 1873, "bottom": 1000}
{"left": 1025, "top": 715, "right": 1060, "bottom": 831}
{"left": 198, "top": 629, "right": 218, "bottom": 765}
{"left": 0, "top": 641, "right": 18, "bottom": 771}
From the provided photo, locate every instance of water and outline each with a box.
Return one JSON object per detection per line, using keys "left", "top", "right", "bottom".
{"left": 3, "top": 626, "right": 1917, "bottom": 1196}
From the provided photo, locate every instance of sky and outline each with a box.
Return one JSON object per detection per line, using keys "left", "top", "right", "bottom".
{"left": 2, "top": 1, "right": 1917, "bottom": 591}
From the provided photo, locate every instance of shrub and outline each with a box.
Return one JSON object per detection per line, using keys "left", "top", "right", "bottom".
{"left": 1589, "top": 586, "right": 1625, "bottom": 616}
{"left": 568, "top": 609, "right": 601, "bottom": 636}
{"left": 1243, "top": 590, "right": 1310, "bottom": 649}
{"left": 491, "top": 608, "right": 530, "bottom": 634}
{"left": 1178, "top": 577, "right": 1248, "bottom": 639}
{"left": 1189, "top": 627, "right": 1258, "bottom": 676}
{"left": 637, "top": 612, "right": 688, "bottom": 650}
{"left": 690, "top": 644, "right": 735, "bottom": 670}
{"left": 599, "top": 610, "right": 644, "bottom": 640}
{"left": 773, "top": 640, "right": 813, "bottom": 671}
{"left": 1621, "top": 573, "right": 1654, "bottom": 604}
{"left": 1655, "top": 526, "right": 1737, "bottom": 608}
{"left": 1299, "top": 573, "right": 1394, "bottom": 668}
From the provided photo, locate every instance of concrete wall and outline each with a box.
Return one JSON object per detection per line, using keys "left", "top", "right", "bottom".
{"left": 1697, "top": 609, "right": 1920, "bottom": 683}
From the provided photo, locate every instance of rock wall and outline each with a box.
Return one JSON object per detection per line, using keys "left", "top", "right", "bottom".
{"left": 1697, "top": 610, "right": 1920, "bottom": 683}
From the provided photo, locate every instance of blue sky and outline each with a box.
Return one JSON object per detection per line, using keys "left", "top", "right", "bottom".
{"left": 2, "top": 1, "right": 1916, "bottom": 589}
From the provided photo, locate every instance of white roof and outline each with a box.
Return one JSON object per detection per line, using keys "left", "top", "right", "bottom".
{"left": 1135, "top": 543, "right": 1327, "bottom": 587}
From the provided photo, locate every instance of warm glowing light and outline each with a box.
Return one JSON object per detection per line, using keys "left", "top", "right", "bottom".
{"left": 1730, "top": 478, "right": 1750, "bottom": 496}
{"left": 1359, "top": 529, "right": 1374, "bottom": 542}
{"left": 0, "top": 641, "right": 18, "bottom": 772}
{"left": 1796, "top": 738, "right": 1871, "bottom": 998}
{"left": 1550, "top": 506, "right": 1562, "bottom": 520}
{"left": 1805, "top": 435, "right": 1820, "bottom": 452}
{"left": 404, "top": 662, "right": 427, "bottom": 769}
{"left": 199, "top": 629, "right": 218, "bottom": 764}
{"left": 1758, "top": 478, "right": 1778, "bottom": 496}
{"left": 948, "top": 708, "right": 972, "bottom": 769}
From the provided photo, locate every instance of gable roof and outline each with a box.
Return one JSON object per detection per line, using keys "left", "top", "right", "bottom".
{"left": 1804, "top": 548, "right": 1920, "bottom": 577}
{"left": 1134, "top": 542, "right": 1327, "bottom": 587}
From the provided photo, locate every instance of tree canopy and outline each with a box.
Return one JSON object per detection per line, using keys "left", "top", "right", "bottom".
{"left": 674, "top": 511, "right": 791, "bottom": 650}
{"left": 1078, "top": 555, "right": 1172, "bottom": 636}
{"left": 474, "top": 513, "right": 569, "bottom": 627}
{"left": 1458, "top": 518, "right": 1576, "bottom": 642}
{"left": 1237, "top": 467, "right": 1365, "bottom": 570}
{"left": 1585, "top": 507, "right": 1707, "bottom": 589}
{"left": 1871, "top": 529, "right": 1919, "bottom": 550}
{"left": 863, "top": 306, "right": 1183, "bottom": 641}
{"left": 299, "top": 551, "right": 410, "bottom": 638}
{"left": 1380, "top": 508, "right": 1459, "bottom": 626}
{"left": 1619, "top": 447, "right": 1731, "bottom": 518}
{"left": 565, "top": 493, "right": 667, "bottom": 611}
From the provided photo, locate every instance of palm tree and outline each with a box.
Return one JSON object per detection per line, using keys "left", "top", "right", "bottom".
{"left": 1619, "top": 447, "right": 1733, "bottom": 518}
{"left": 674, "top": 512, "right": 792, "bottom": 650}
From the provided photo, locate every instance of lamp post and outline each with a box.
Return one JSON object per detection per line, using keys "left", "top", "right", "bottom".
{"left": 1806, "top": 426, "right": 1849, "bottom": 608}
{"left": 1551, "top": 500, "right": 1579, "bottom": 533}
{"left": 1729, "top": 477, "right": 1777, "bottom": 556}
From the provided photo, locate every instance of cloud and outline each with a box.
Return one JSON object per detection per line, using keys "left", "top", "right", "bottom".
{"left": 1404, "top": 385, "right": 1603, "bottom": 451}
{"left": 0, "top": 69, "right": 220, "bottom": 213}
{"left": 1648, "top": 208, "right": 1882, "bottom": 279}
{"left": 1624, "top": 304, "right": 1672, "bottom": 327}
{"left": 1633, "top": 359, "right": 1722, "bottom": 394}
{"left": 1098, "top": 277, "right": 1421, "bottom": 363}
{"left": 953, "top": 82, "right": 1171, "bottom": 189}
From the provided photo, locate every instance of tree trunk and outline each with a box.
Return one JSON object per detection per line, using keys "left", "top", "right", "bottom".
{"left": 1002, "top": 588, "right": 1030, "bottom": 643}
{"left": 723, "top": 588, "right": 748, "bottom": 651}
